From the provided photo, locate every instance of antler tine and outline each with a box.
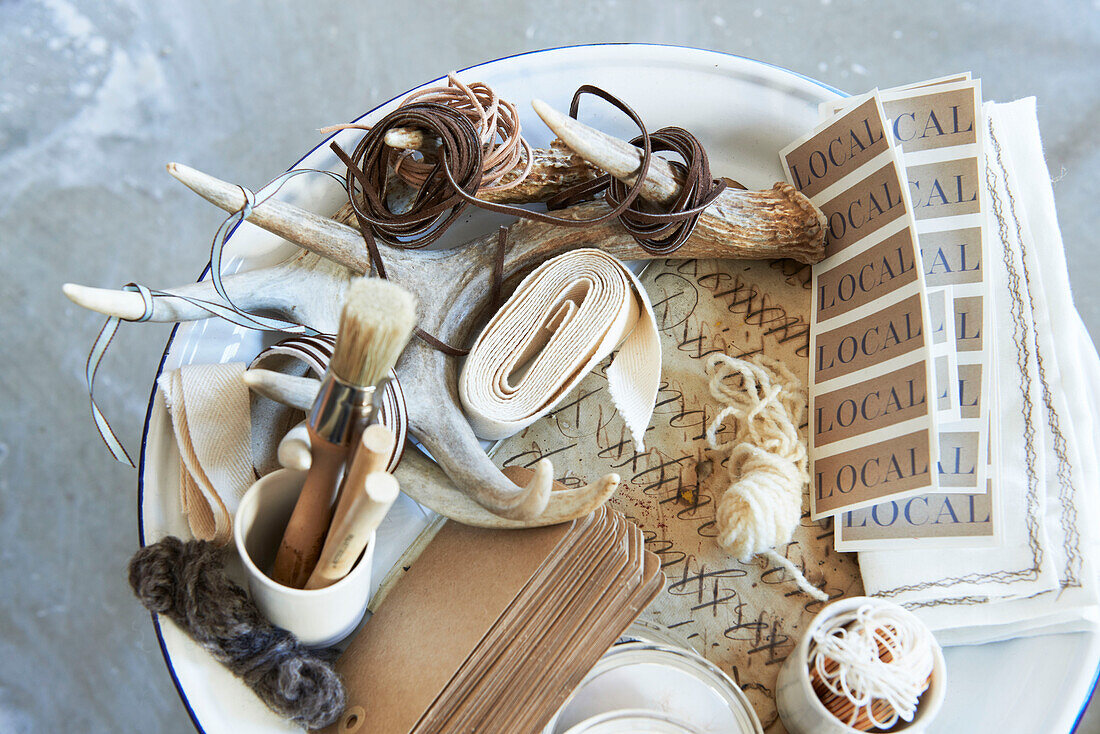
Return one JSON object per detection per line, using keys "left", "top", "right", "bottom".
{"left": 532, "top": 99, "right": 683, "bottom": 205}
{"left": 385, "top": 127, "right": 439, "bottom": 152}
{"left": 277, "top": 421, "right": 314, "bottom": 471}
{"left": 166, "top": 162, "right": 373, "bottom": 274}
{"left": 62, "top": 250, "right": 350, "bottom": 333}
{"left": 411, "top": 387, "right": 552, "bottom": 519}
{"left": 397, "top": 449, "right": 619, "bottom": 529}
{"left": 63, "top": 282, "right": 217, "bottom": 323}
{"left": 532, "top": 99, "right": 828, "bottom": 263}
{"left": 242, "top": 369, "right": 318, "bottom": 411}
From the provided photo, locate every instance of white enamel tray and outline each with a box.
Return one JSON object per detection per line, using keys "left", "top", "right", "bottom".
{"left": 136, "top": 44, "right": 1100, "bottom": 733}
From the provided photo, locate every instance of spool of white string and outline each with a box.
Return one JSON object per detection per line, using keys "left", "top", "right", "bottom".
{"left": 460, "top": 249, "right": 661, "bottom": 452}
{"left": 704, "top": 353, "right": 827, "bottom": 601}
{"left": 809, "top": 603, "right": 935, "bottom": 729}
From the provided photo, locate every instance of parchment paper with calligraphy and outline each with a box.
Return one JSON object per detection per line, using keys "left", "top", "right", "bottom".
{"left": 492, "top": 258, "right": 864, "bottom": 732}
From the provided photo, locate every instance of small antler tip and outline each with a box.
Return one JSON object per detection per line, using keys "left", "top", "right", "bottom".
{"left": 279, "top": 443, "right": 312, "bottom": 471}
{"left": 61, "top": 282, "right": 97, "bottom": 309}
{"left": 164, "top": 161, "right": 197, "bottom": 183}
{"left": 531, "top": 98, "right": 562, "bottom": 126}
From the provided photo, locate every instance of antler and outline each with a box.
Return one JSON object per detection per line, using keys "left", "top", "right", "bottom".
{"left": 274, "top": 413, "right": 617, "bottom": 529}
{"left": 530, "top": 99, "right": 826, "bottom": 262}
{"left": 244, "top": 365, "right": 608, "bottom": 522}
{"left": 398, "top": 450, "right": 619, "bottom": 529}
{"left": 64, "top": 104, "right": 826, "bottom": 525}
{"left": 63, "top": 249, "right": 351, "bottom": 333}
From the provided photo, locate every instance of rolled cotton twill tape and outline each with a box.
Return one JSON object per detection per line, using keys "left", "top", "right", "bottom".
{"left": 460, "top": 249, "right": 661, "bottom": 452}
{"left": 250, "top": 335, "right": 408, "bottom": 472}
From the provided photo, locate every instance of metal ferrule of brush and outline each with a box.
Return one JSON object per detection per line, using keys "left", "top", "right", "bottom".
{"left": 308, "top": 372, "right": 378, "bottom": 446}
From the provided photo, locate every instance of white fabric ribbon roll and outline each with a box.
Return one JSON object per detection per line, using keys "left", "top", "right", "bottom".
{"left": 460, "top": 248, "right": 661, "bottom": 452}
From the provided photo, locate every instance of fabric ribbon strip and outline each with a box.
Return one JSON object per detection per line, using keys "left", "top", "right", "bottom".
{"left": 459, "top": 248, "right": 661, "bottom": 453}
{"left": 157, "top": 362, "right": 254, "bottom": 546}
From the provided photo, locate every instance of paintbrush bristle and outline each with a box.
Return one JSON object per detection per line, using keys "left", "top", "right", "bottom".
{"left": 329, "top": 278, "right": 417, "bottom": 387}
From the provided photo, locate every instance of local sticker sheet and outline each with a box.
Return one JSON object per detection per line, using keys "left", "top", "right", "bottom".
{"left": 836, "top": 379, "right": 1002, "bottom": 551}
{"left": 824, "top": 76, "right": 998, "bottom": 550}
{"left": 824, "top": 76, "right": 991, "bottom": 496}
{"left": 780, "top": 92, "right": 940, "bottom": 520}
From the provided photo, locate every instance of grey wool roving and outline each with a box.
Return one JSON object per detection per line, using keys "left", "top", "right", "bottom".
{"left": 128, "top": 536, "right": 347, "bottom": 729}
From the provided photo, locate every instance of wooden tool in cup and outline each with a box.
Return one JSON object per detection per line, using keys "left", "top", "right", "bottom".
{"left": 305, "top": 424, "right": 400, "bottom": 590}
{"left": 271, "top": 279, "right": 415, "bottom": 588}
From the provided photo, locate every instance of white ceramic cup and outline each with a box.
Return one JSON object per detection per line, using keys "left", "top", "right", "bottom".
{"left": 776, "top": 596, "right": 947, "bottom": 734}
{"left": 233, "top": 468, "right": 375, "bottom": 648}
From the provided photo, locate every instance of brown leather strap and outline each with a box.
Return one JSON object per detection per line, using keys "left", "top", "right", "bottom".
{"left": 333, "top": 85, "right": 725, "bottom": 355}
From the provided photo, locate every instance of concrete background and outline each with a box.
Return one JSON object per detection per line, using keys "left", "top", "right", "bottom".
{"left": 1, "top": 1, "right": 1097, "bottom": 731}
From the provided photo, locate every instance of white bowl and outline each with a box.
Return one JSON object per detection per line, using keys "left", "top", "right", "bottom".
{"left": 233, "top": 468, "right": 375, "bottom": 648}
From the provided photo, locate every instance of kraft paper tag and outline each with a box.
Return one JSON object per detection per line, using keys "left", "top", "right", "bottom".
{"left": 325, "top": 509, "right": 662, "bottom": 734}
{"left": 324, "top": 520, "right": 575, "bottom": 734}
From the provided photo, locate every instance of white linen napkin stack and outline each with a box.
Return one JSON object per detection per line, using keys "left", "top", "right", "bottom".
{"left": 857, "top": 98, "right": 1100, "bottom": 646}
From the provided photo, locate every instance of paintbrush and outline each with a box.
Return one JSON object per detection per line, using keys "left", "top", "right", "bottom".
{"left": 271, "top": 277, "right": 416, "bottom": 588}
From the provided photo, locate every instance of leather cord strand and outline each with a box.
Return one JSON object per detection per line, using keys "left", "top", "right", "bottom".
{"left": 332, "top": 85, "right": 726, "bottom": 355}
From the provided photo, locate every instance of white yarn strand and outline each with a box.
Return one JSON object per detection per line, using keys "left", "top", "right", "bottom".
{"left": 703, "top": 354, "right": 827, "bottom": 601}
{"left": 808, "top": 603, "right": 935, "bottom": 729}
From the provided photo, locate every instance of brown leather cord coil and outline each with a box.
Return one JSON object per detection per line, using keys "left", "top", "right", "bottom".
{"left": 330, "top": 84, "right": 727, "bottom": 354}
{"left": 549, "top": 125, "right": 727, "bottom": 255}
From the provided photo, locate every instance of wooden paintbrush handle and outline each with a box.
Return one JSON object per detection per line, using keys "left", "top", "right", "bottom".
{"left": 358, "top": 424, "right": 396, "bottom": 476}
{"left": 271, "top": 429, "right": 348, "bottom": 588}
{"left": 305, "top": 472, "right": 400, "bottom": 590}
{"left": 330, "top": 424, "right": 395, "bottom": 529}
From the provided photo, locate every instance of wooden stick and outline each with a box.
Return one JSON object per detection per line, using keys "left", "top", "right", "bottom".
{"left": 305, "top": 471, "right": 400, "bottom": 590}
{"left": 331, "top": 424, "right": 395, "bottom": 532}
{"left": 297, "top": 425, "right": 392, "bottom": 591}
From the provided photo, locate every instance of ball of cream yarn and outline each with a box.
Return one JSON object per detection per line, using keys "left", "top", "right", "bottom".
{"left": 704, "top": 353, "right": 826, "bottom": 601}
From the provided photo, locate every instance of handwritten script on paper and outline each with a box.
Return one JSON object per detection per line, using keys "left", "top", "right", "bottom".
{"left": 492, "top": 259, "right": 863, "bottom": 731}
